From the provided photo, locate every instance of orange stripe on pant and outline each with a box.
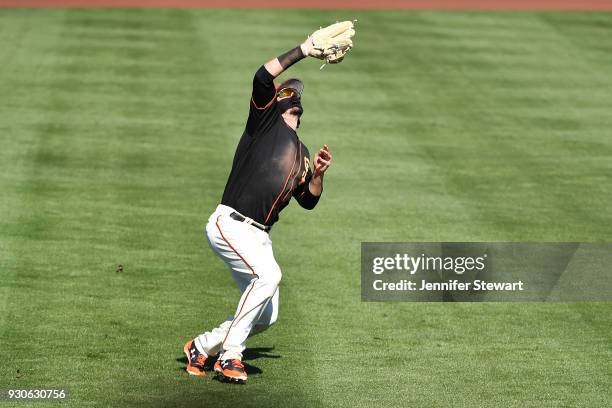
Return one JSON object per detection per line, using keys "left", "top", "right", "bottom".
{"left": 215, "top": 215, "right": 258, "bottom": 350}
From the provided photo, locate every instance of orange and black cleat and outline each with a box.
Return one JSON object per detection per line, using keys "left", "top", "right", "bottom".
{"left": 218, "top": 359, "right": 247, "bottom": 383}
{"left": 183, "top": 340, "right": 207, "bottom": 376}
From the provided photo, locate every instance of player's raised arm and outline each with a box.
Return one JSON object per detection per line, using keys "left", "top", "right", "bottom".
{"left": 251, "top": 21, "right": 355, "bottom": 108}
{"left": 251, "top": 39, "right": 314, "bottom": 109}
{"left": 264, "top": 39, "right": 315, "bottom": 77}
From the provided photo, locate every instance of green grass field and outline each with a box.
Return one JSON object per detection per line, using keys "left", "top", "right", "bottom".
{"left": 1, "top": 8, "right": 611, "bottom": 407}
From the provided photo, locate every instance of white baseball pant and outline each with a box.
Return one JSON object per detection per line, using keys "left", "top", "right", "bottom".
{"left": 194, "top": 204, "right": 281, "bottom": 361}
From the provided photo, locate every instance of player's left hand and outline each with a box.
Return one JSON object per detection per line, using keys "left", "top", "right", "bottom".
{"left": 313, "top": 144, "right": 332, "bottom": 178}
{"left": 308, "top": 21, "right": 355, "bottom": 65}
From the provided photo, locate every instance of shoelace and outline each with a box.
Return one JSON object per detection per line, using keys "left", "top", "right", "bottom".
{"left": 222, "top": 359, "right": 244, "bottom": 369}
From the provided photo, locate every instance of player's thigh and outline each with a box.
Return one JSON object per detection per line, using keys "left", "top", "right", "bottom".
{"left": 213, "top": 215, "right": 280, "bottom": 281}
{"left": 206, "top": 216, "right": 256, "bottom": 274}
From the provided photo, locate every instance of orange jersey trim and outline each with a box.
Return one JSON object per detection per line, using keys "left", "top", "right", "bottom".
{"left": 264, "top": 143, "right": 300, "bottom": 224}
{"left": 251, "top": 95, "right": 275, "bottom": 110}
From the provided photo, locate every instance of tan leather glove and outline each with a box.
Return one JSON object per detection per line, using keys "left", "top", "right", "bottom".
{"left": 308, "top": 21, "right": 356, "bottom": 66}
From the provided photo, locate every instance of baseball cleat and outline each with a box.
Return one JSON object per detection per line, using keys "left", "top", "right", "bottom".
{"left": 218, "top": 359, "right": 247, "bottom": 383}
{"left": 183, "top": 340, "right": 207, "bottom": 376}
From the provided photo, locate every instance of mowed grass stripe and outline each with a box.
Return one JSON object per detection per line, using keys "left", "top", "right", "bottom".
{"left": 0, "top": 8, "right": 323, "bottom": 407}
{"left": 2, "top": 8, "right": 219, "bottom": 406}
{"left": 357, "top": 11, "right": 612, "bottom": 240}
{"left": 0, "top": 10, "right": 69, "bottom": 367}
{"left": 272, "top": 10, "right": 612, "bottom": 408}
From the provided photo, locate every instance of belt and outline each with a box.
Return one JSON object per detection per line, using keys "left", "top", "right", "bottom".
{"left": 229, "top": 212, "right": 271, "bottom": 233}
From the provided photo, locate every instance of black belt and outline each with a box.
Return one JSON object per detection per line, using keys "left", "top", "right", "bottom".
{"left": 230, "top": 212, "right": 271, "bottom": 233}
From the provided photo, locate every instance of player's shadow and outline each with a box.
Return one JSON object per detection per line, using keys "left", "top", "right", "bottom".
{"left": 176, "top": 347, "right": 280, "bottom": 376}
{"left": 243, "top": 347, "right": 281, "bottom": 361}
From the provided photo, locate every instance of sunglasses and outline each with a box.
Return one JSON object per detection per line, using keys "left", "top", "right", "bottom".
{"left": 277, "top": 88, "right": 302, "bottom": 99}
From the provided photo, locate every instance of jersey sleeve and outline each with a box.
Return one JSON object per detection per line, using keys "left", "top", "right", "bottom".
{"left": 246, "top": 65, "right": 279, "bottom": 135}
{"left": 292, "top": 167, "right": 320, "bottom": 210}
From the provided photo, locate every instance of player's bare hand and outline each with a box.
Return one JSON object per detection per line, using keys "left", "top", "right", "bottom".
{"left": 314, "top": 144, "right": 332, "bottom": 178}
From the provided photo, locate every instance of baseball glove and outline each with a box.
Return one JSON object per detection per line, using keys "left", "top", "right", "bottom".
{"left": 308, "top": 20, "right": 355, "bottom": 67}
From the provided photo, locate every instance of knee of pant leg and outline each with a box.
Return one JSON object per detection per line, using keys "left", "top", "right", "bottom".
{"left": 264, "top": 265, "right": 282, "bottom": 287}
{"left": 254, "top": 264, "right": 281, "bottom": 286}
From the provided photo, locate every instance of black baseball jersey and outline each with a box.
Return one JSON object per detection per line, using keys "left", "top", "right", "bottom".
{"left": 220, "top": 66, "right": 320, "bottom": 227}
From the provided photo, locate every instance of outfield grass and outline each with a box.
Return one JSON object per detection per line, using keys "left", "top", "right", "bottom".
{"left": 1, "top": 8, "right": 611, "bottom": 407}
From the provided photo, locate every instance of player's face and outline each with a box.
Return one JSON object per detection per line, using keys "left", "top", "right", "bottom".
{"left": 277, "top": 88, "right": 303, "bottom": 116}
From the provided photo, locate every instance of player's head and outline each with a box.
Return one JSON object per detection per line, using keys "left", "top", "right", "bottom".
{"left": 276, "top": 78, "right": 304, "bottom": 121}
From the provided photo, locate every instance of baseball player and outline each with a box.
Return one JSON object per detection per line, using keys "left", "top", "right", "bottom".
{"left": 183, "top": 22, "right": 354, "bottom": 383}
